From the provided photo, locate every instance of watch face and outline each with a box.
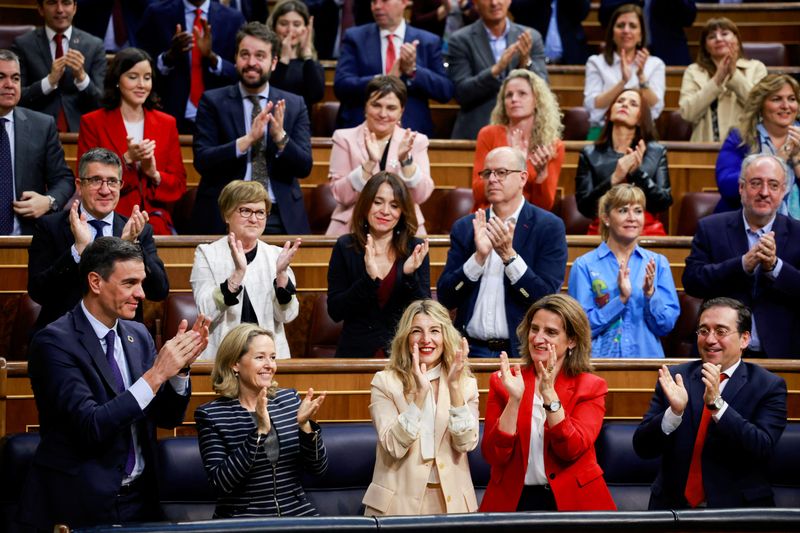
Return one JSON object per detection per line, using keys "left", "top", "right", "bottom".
{"left": 546, "top": 401, "right": 561, "bottom": 412}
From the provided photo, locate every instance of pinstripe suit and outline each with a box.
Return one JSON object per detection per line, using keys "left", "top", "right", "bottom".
{"left": 195, "top": 390, "right": 328, "bottom": 518}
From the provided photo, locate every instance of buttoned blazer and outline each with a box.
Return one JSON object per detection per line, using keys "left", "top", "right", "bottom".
{"left": 333, "top": 23, "right": 454, "bottom": 138}
{"left": 192, "top": 84, "right": 313, "bottom": 234}
{"left": 446, "top": 20, "right": 548, "bottom": 139}
{"left": 18, "top": 304, "right": 190, "bottom": 530}
{"left": 435, "top": 202, "right": 567, "bottom": 357}
{"left": 190, "top": 236, "right": 299, "bottom": 360}
{"left": 480, "top": 366, "right": 616, "bottom": 511}
{"left": 633, "top": 360, "right": 787, "bottom": 509}
{"left": 13, "top": 26, "right": 106, "bottom": 132}
{"left": 27, "top": 209, "right": 169, "bottom": 331}
{"left": 363, "top": 370, "right": 479, "bottom": 515}
{"left": 682, "top": 210, "right": 800, "bottom": 358}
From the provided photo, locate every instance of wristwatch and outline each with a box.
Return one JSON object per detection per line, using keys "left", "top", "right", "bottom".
{"left": 707, "top": 396, "right": 724, "bottom": 411}
{"left": 400, "top": 155, "right": 414, "bottom": 167}
{"left": 544, "top": 400, "right": 561, "bottom": 413}
{"left": 47, "top": 195, "right": 58, "bottom": 212}
{"left": 503, "top": 255, "right": 518, "bottom": 267}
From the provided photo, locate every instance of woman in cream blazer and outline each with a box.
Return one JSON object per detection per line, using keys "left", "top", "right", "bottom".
{"left": 363, "top": 300, "right": 479, "bottom": 515}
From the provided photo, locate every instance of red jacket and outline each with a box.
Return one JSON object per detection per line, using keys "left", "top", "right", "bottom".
{"left": 479, "top": 366, "right": 616, "bottom": 512}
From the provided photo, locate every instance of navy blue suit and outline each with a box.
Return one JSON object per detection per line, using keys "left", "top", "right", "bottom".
{"left": 436, "top": 202, "right": 567, "bottom": 357}
{"left": 510, "top": 0, "right": 591, "bottom": 65}
{"left": 18, "top": 305, "right": 191, "bottom": 529}
{"left": 136, "top": 0, "right": 245, "bottom": 128}
{"left": 683, "top": 210, "right": 800, "bottom": 358}
{"left": 74, "top": 0, "right": 153, "bottom": 48}
{"left": 192, "top": 84, "right": 313, "bottom": 234}
{"left": 633, "top": 360, "right": 787, "bottom": 509}
{"left": 333, "top": 23, "right": 454, "bottom": 138}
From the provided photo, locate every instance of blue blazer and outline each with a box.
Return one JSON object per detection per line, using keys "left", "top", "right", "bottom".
{"left": 136, "top": 0, "right": 245, "bottom": 125}
{"left": 510, "top": 0, "right": 591, "bottom": 65}
{"left": 682, "top": 210, "right": 800, "bottom": 358}
{"left": 73, "top": 0, "right": 153, "bottom": 48}
{"left": 633, "top": 360, "right": 787, "bottom": 509}
{"left": 192, "top": 84, "right": 313, "bottom": 234}
{"left": 333, "top": 23, "right": 454, "bottom": 138}
{"left": 436, "top": 202, "right": 568, "bottom": 357}
{"left": 18, "top": 304, "right": 190, "bottom": 529}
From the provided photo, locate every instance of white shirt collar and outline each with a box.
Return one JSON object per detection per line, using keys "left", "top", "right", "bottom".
{"left": 489, "top": 195, "right": 525, "bottom": 224}
{"left": 184, "top": 0, "right": 210, "bottom": 15}
{"left": 45, "top": 25, "right": 73, "bottom": 43}
{"left": 379, "top": 19, "right": 406, "bottom": 41}
{"left": 80, "top": 300, "right": 119, "bottom": 340}
{"left": 239, "top": 82, "right": 271, "bottom": 101}
{"left": 79, "top": 202, "right": 116, "bottom": 225}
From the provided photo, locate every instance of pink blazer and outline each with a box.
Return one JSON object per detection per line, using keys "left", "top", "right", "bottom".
{"left": 326, "top": 123, "right": 434, "bottom": 236}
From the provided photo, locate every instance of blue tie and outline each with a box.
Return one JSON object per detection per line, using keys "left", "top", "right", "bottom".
{"left": 104, "top": 330, "right": 136, "bottom": 475}
{"left": 88, "top": 219, "right": 108, "bottom": 241}
{"left": 0, "top": 118, "right": 14, "bottom": 235}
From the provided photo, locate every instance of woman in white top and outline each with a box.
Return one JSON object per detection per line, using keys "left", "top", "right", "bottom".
{"left": 583, "top": 3, "right": 665, "bottom": 139}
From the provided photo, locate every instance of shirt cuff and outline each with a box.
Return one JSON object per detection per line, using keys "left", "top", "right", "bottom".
{"left": 208, "top": 55, "right": 223, "bottom": 75}
{"left": 765, "top": 258, "right": 783, "bottom": 279}
{"left": 74, "top": 74, "right": 91, "bottom": 91}
{"left": 41, "top": 77, "right": 55, "bottom": 95}
{"left": 400, "top": 163, "right": 423, "bottom": 188}
{"left": 156, "top": 53, "right": 173, "bottom": 75}
{"left": 661, "top": 406, "right": 683, "bottom": 435}
{"left": 220, "top": 280, "right": 243, "bottom": 306}
{"left": 169, "top": 373, "right": 190, "bottom": 396}
{"left": 397, "top": 402, "right": 422, "bottom": 437}
{"left": 505, "top": 255, "right": 527, "bottom": 285}
{"left": 274, "top": 277, "right": 296, "bottom": 305}
{"left": 462, "top": 254, "right": 484, "bottom": 282}
{"left": 71, "top": 244, "right": 81, "bottom": 263}
{"left": 130, "top": 377, "right": 156, "bottom": 411}
{"left": 348, "top": 165, "right": 368, "bottom": 192}
{"left": 448, "top": 403, "right": 476, "bottom": 435}
{"left": 712, "top": 401, "right": 728, "bottom": 421}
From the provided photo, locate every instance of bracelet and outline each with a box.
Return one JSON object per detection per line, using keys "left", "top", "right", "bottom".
{"left": 275, "top": 130, "right": 289, "bottom": 149}
{"left": 639, "top": 81, "right": 649, "bottom": 89}
{"left": 227, "top": 278, "right": 241, "bottom": 292}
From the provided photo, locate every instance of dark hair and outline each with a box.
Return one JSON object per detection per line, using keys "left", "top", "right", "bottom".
{"left": 236, "top": 21, "right": 282, "bottom": 60}
{"left": 595, "top": 88, "right": 657, "bottom": 147}
{"left": 78, "top": 148, "right": 122, "bottom": 180}
{"left": 603, "top": 4, "right": 646, "bottom": 66}
{"left": 366, "top": 75, "right": 408, "bottom": 109}
{"left": 102, "top": 47, "right": 159, "bottom": 110}
{"left": 696, "top": 17, "right": 743, "bottom": 77}
{"left": 79, "top": 237, "right": 144, "bottom": 295}
{"left": 266, "top": 0, "right": 317, "bottom": 59}
{"left": 350, "top": 172, "right": 417, "bottom": 257}
{"left": 699, "top": 297, "right": 752, "bottom": 335}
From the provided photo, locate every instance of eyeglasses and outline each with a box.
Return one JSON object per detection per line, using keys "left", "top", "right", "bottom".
{"left": 696, "top": 326, "right": 738, "bottom": 339}
{"left": 744, "top": 178, "right": 783, "bottom": 193}
{"left": 477, "top": 168, "right": 523, "bottom": 181}
{"left": 80, "top": 177, "right": 122, "bottom": 190}
{"left": 238, "top": 207, "right": 268, "bottom": 220}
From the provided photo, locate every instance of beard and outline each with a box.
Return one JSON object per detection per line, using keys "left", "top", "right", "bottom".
{"left": 238, "top": 67, "right": 271, "bottom": 89}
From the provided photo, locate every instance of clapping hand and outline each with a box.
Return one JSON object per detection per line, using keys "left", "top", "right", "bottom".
{"left": 364, "top": 234, "right": 381, "bottom": 280}
{"left": 485, "top": 215, "right": 516, "bottom": 264}
{"left": 402, "top": 238, "right": 429, "bottom": 275}
{"left": 255, "top": 386, "right": 271, "bottom": 434}
{"left": 472, "top": 209, "right": 493, "bottom": 263}
{"left": 642, "top": 257, "right": 656, "bottom": 298}
{"left": 612, "top": 139, "right": 645, "bottom": 184}
{"left": 499, "top": 351, "right": 524, "bottom": 402}
{"left": 364, "top": 127, "right": 384, "bottom": 164}
{"left": 529, "top": 143, "right": 556, "bottom": 184}
{"left": 276, "top": 237, "right": 301, "bottom": 288}
{"left": 618, "top": 258, "right": 631, "bottom": 304}
{"left": 411, "top": 342, "right": 432, "bottom": 408}
{"left": 444, "top": 337, "right": 470, "bottom": 407}
{"left": 396, "top": 128, "right": 417, "bottom": 164}
{"left": 657, "top": 364, "right": 688, "bottom": 416}
{"left": 121, "top": 205, "right": 150, "bottom": 242}
{"left": 633, "top": 48, "right": 650, "bottom": 84}
{"left": 69, "top": 199, "right": 92, "bottom": 254}
{"left": 297, "top": 388, "right": 326, "bottom": 432}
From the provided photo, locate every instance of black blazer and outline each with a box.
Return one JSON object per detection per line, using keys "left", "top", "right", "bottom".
{"left": 575, "top": 141, "right": 672, "bottom": 219}
{"left": 327, "top": 234, "right": 431, "bottom": 357}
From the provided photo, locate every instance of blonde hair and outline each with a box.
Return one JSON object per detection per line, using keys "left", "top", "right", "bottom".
{"left": 489, "top": 69, "right": 563, "bottom": 146}
{"left": 739, "top": 74, "right": 800, "bottom": 153}
{"left": 597, "top": 184, "right": 647, "bottom": 241}
{"left": 387, "top": 300, "right": 473, "bottom": 395}
{"left": 212, "top": 324, "right": 279, "bottom": 399}
{"left": 218, "top": 180, "right": 271, "bottom": 223}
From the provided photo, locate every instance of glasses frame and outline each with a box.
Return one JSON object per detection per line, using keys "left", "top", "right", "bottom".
{"left": 80, "top": 177, "right": 122, "bottom": 190}
{"left": 696, "top": 326, "right": 739, "bottom": 339}
{"left": 237, "top": 206, "right": 268, "bottom": 220}
{"left": 477, "top": 168, "right": 524, "bottom": 181}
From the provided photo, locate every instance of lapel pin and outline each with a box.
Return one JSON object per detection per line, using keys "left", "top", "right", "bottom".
{"left": 127, "top": 335, "right": 134, "bottom": 343}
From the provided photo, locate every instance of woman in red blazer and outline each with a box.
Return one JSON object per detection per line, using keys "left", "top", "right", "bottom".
{"left": 78, "top": 48, "right": 186, "bottom": 235}
{"left": 480, "top": 294, "right": 616, "bottom": 512}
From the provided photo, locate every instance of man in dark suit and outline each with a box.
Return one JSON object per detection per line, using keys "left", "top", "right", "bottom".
{"left": 437, "top": 147, "right": 567, "bottom": 357}
{"left": 192, "top": 22, "right": 312, "bottom": 234}
{"left": 446, "top": 0, "right": 548, "bottom": 139}
{"left": 683, "top": 154, "right": 800, "bottom": 358}
{"left": 509, "top": 0, "right": 590, "bottom": 65}
{"left": 333, "top": 0, "right": 454, "bottom": 138}
{"left": 28, "top": 147, "right": 169, "bottom": 331}
{"left": 217, "top": 0, "right": 269, "bottom": 22}
{"left": 17, "top": 237, "right": 209, "bottom": 530}
{"left": 0, "top": 49, "right": 75, "bottom": 236}
{"left": 73, "top": 0, "right": 154, "bottom": 51}
{"left": 137, "top": 0, "right": 246, "bottom": 133}
{"left": 12, "top": 0, "right": 106, "bottom": 132}
{"left": 633, "top": 297, "right": 787, "bottom": 509}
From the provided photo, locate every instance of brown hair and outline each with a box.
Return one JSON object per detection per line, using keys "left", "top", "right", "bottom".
{"left": 365, "top": 75, "right": 408, "bottom": 109}
{"left": 603, "top": 4, "right": 646, "bottom": 66}
{"left": 349, "top": 172, "right": 417, "bottom": 256}
{"left": 266, "top": 0, "right": 318, "bottom": 60}
{"left": 102, "top": 47, "right": 159, "bottom": 110}
{"left": 696, "top": 17, "right": 743, "bottom": 77}
{"left": 597, "top": 184, "right": 647, "bottom": 241}
{"left": 596, "top": 89, "right": 658, "bottom": 147}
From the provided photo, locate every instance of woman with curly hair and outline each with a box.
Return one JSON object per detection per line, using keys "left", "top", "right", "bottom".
{"left": 472, "top": 69, "right": 564, "bottom": 211}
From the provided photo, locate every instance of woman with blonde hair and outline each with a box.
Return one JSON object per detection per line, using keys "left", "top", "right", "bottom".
{"left": 363, "top": 299, "right": 479, "bottom": 515}
{"left": 195, "top": 324, "right": 328, "bottom": 518}
{"left": 568, "top": 184, "right": 679, "bottom": 358}
{"left": 472, "top": 69, "right": 564, "bottom": 211}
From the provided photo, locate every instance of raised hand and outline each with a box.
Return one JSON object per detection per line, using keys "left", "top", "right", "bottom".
{"left": 194, "top": 18, "right": 214, "bottom": 59}
{"left": 227, "top": 232, "right": 248, "bottom": 275}
{"left": 396, "top": 128, "right": 417, "bottom": 163}
{"left": 63, "top": 49, "right": 86, "bottom": 82}
{"left": 402, "top": 238, "right": 429, "bottom": 275}
{"left": 486, "top": 215, "right": 516, "bottom": 263}
{"left": 642, "top": 257, "right": 656, "bottom": 298}
{"left": 300, "top": 17, "right": 315, "bottom": 59}
{"left": 255, "top": 386, "right": 271, "bottom": 434}
{"left": 364, "top": 127, "right": 384, "bottom": 164}
{"left": 529, "top": 143, "right": 556, "bottom": 184}
{"left": 276, "top": 237, "right": 301, "bottom": 275}
{"left": 516, "top": 30, "right": 532, "bottom": 64}
{"left": 658, "top": 364, "right": 688, "bottom": 415}
{"left": 633, "top": 48, "right": 650, "bottom": 83}
{"left": 364, "top": 234, "right": 381, "bottom": 280}
{"left": 167, "top": 24, "right": 193, "bottom": 63}
{"left": 121, "top": 205, "right": 150, "bottom": 242}
{"left": 69, "top": 199, "right": 92, "bottom": 254}
{"left": 618, "top": 259, "right": 631, "bottom": 304}
{"left": 298, "top": 388, "right": 326, "bottom": 431}
{"left": 499, "top": 351, "right": 524, "bottom": 402}
{"left": 472, "top": 209, "right": 493, "bottom": 263}
{"left": 445, "top": 337, "right": 469, "bottom": 408}
{"left": 268, "top": 99, "right": 287, "bottom": 144}
{"left": 398, "top": 40, "right": 418, "bottom": 77}
{"left": 410, "top": 342, "right": 432, "bottom": 408}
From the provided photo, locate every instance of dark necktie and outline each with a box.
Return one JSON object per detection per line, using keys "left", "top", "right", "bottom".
{"left": 0, "top": 118, "right": 13, "bottom": 235}
{"left": 53, "top": 34, "right": 69, "bottom": 132}
{"left": 88, "top": 219, "right": 108, "bottom": 241}
{"left": 190, "top": 8, "right": 205, "bottom": 107}
{"left": 246, "top": 95, "right": 269, "bottom": 187}
{"left": 104, "top": 330, "right": 136, "bottom": 476}
{"left": 112, "top": 0, "right": 128, "bottom": 47}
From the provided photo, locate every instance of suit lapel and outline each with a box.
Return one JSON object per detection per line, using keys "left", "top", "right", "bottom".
{"left": 12, "top": 109, "right": 30, "bottom": 198}
{"left": 112, "top": 213, "right": 126, "bottom": 237}
{"left": 518, "top": 366, "right": 536, "bottom": 470}
{"left": 34, "top": 28, "right": 53, "bottom": 70}
{"left": 107, "top": 109, "right": 132, "bottom": 158}
{"left": 727, "top": 211, "right": 750, "bottom": 258}
{"left": 230, "top": 85, "right": 247, "bottom": 140}
{"left": 434, "top": 376, "right": 450, "bottom": 451}
{"left": 688, "top": 364, "right": 706, "bottom": 430}
{"left": 367, "top": 25, "right": 384, "bottom": 75}
{"left": 721, "top": 361, "right": 747, "bottom": 405}
{"left": 118, "top": 321, "right": 144, "bottom": 381}
{"left": 473, "top": 23, "right": 496, "bottom": 72}
{"left": 511, "top": 202, "right": 534, "bottom": 259}
{"left": 75, "top": 304, "right": 123, "bottom": 396}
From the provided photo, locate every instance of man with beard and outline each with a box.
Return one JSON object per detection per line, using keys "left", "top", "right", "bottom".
{"left": 192, "top": 22, "right": 312, "bottom": 234}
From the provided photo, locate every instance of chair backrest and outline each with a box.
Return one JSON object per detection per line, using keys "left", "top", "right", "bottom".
{"left": 770, "top": 423, "right": 800, "bottom": 508}
{"left": 171, "top": 187, "right": 198, "bottom": 235}
{"left": 742, "top": 42, "right": 787, "bottom": 66}
{"left": 306, "top": 183, "right": 337, "bottom": 235}
{"left": 657, "top": 110, "right": 693, "bottom": 142}
{"left": 9, "top": 294, "right": 41, "bottom": 361}
{"left": 312, "top": 102, "right": 340, "bottom": 137}
{"left": 660, "top": 292, "right": 702, "bottom": 358}
{"left": 677, "top": 191, "right": 721, "bottom": 236}
{"left": 559, "top": 194, "right": 592, "bottom": 235}
{"left": 562, "top": 107, "right": 590, "bottom": 141}
{"left": 420, "top": 187, "right": 474, "bottom": 235}
{"left": 305, "top": 293, "right": 342, "bottom": 358}
{"left": 156, "top": 436, "right": 216, "bottom": 522}
{"left": 0, "top": 25, "right": 34, "bottom": 49}
{"left": 163, "top": 293, "right": 199, "bottom": 342}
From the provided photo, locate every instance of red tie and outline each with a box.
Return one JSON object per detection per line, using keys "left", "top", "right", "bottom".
{"left": 190, "top": 8, "right": 205, "bottom": 107}
{"left": 684, "top": 373, "right": 729, "bottom": 508}
{"left": 385, "top": 34, "right": 396, "bottom": 74}
{"left": 53, "top": 34, "right": 69, "bottom": 132}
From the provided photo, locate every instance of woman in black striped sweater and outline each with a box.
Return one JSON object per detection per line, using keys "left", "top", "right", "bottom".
{"left": 195, "top": 324, "right": 328, "bottom": 518}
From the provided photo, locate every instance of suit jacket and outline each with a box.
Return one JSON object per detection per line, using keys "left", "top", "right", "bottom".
{"left": 221, "top": 0, "right": 269, "bottom": 22}
{"left": 509, "top": 0, "right": 590, "bottom": 65}
{"left": 8, "top": 107, "right": 76, "bottom": 235}
{"left": 27, "top": 209, "right": 169, "bottom": 331}
{"left": 192, "top": 84, "right": 313, "bottom": 234}
{"left": 190, "top": 237, "right": 299, "bottom": 360}
{"left": 18, "top": 304, "right": 191, "bottom": 529}
{"left": 480, "top": 367, "right": 616, "bottom": 511}
{"left": 136, "top": 0, "right": 245, "bottom": 126}
{"left": 363, "top": 370, "right": 479, "bottom": 515}
{"left": 333, "top": 23, "right": 454, "bottom": 138}
{"left": 446, "top": 20, "right": 548, "bottom": 139}
{"left": 78, "top": 107, "right": 187, "bottom": 235}
{"left": 327, "top": 123, "right": 434, "bottom": 236}
{"left": 327, "top": 234, "right": 431, "bottom": 357}
{"left": 436, "top": 202, "right": 567, "bottom": 357}
{"left": 73, "top": 0, "right": 153, "bottom": 48}
{"left": 13, "top": 26, "right": 106, "bottom": 132}
{"left": 682, "top": 210, "right": 800, "bottom": 358}
{"left": 633, "top": 360, "right": 787, "bottom": 509}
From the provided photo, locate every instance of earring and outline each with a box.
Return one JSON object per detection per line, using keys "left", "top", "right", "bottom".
{"left": 234, "top": 370, "right": 239, "bottom": 378}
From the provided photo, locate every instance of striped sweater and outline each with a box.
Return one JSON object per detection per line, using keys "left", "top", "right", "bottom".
{"left": 195, "top": 390, "right": 328, "bottom": 518}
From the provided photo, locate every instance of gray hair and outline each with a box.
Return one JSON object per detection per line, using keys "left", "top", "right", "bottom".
{"left": 486, "top": 146, "right": 526, "bottom": 170}
{"left": 738, "top": 153, "right": 789, "bottom": 189}
{"left": 0, "top": 49, "right": 19, "bottom": 65}
{"left": 78, "top": 147, "right": 123, "bottom": 180}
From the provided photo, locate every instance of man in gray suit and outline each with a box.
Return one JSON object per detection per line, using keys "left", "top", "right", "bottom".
{"left": 0, "top": 49, "right": 75, "bottom": 236}
{"left": 12, "top": 0, "right": 105, "bottom": 132}
{"left": 446, "top": 0, "right": 547, "bottom": 140}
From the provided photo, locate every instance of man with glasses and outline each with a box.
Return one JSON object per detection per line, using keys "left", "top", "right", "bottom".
{"left": 683, "top": 153, "right": 800, "bottom": 358}
{"left": 28, "top": 147, "right": 169, "bottom": 330}
{"left": 633, "top": 296, "right": 787, "bottom": 509}
{"left": 437, "top": 146, "right": 567, "bottom": 357}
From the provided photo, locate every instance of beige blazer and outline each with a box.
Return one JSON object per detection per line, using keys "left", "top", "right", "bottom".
{"left": 363, "top": 370, "right": 479, "bottom": 515}
{"left": 679, "top": 58, "right": 767, "bottom": 143}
